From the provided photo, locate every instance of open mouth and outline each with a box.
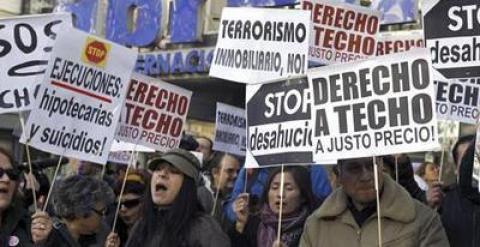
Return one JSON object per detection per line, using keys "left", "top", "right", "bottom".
{"left": 155, "top": 183, "right": 167, "bottom": 192}
{"left": 0, "top": 188, "right": 9, "bottom": 194}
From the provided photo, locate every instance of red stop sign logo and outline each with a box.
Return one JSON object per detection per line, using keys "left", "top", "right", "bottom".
{"left": 85, "top": 41, "right": 107, "bottom": 64}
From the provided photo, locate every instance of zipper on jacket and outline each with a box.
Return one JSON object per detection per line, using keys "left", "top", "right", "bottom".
{"left": 356, "top": 229, "right": 361, "bottom": 243}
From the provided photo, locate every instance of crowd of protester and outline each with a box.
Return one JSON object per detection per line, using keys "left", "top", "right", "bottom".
{"left": 0, "top": 134, "right": 479, "bottom": 247}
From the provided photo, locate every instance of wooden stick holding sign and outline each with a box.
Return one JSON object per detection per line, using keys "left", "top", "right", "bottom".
{"left": 42, "top": 155, "right": 65, "bottom": 212}
{"left": 111, "top": 148, "right": 137, "bottom": 232}
{"left": 373, "top": 157, "right": 383, "bottom": 247}
{"left": 19, "top": 112, "right": 38, "bottom": 210}
{"left": 438, "top": 121, "right": 451, "bottom": 183}
{"left": 276, "top": 165, "right": 285, "bottom": 245}
{"left": 211, "top": 156, "right": 227, "bottom": 216}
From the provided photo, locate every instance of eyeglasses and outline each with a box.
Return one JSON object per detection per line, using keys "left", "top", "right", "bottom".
{"left": 90, "top": 207, "right": 107, "bottom": 217}
{"left": 0, "top": 167, "right": 20, "bottom": 181}
{"left": 117, "top": 198, "right": 142, "bottom": 209}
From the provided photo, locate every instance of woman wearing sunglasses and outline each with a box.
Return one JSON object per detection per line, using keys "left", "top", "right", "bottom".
{"left": 0, "top": 148, "right": 34, "bottom": 246}
{"left": 111, "top": 172, "right": 147, "bottom": 247}
{"left": 31, "top": 175, "right": 114, "bottom": 247}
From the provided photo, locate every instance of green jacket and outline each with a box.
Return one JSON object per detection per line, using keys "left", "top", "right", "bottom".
{"left": 300, "top": 175, "right": 449, "bottom": 247}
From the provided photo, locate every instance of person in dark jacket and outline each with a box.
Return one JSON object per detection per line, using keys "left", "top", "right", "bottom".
{"left": 382, "top": 154, "right": 444, "bottom": 208}
{"left": 230, "top": 166, "right": 318, "bottom": 247}
{"left": 31, "top": 175, "right": 114, "bottom": 247}
{"left": 0, "top": 148, "right": 34, "bottom": 247}
{"left": 107, "top": 171, "right": 147, "bottom": 247}
{"left": 107, "top": 148, "right": 229, "bottom": 247}
{"left": 441, "top": 141, "right": 480, "bottom": 247}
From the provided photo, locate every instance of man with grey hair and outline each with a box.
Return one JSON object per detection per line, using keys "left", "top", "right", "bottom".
{"left": 31, "top": 175, "right": 114, "bottom": 247}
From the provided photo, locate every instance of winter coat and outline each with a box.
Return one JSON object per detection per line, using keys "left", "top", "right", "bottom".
{"left": 440, "top": 143, "right": 480, "bottom": 247}
{"left": 0, "top": 198, "right": 33, "bottom": 247}
{"left": 126, "top": 213, "right": 230, "bottom": 247}
{"left": 38, "top": 218, "right": 109, "bottom": 247}
{"left": 300, "top": 175, "right": 449, "bottom": 247}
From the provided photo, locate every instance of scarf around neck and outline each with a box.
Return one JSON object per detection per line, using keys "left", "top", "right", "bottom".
{"left": 257, "top": 204, "right": 309, "bottom": 247}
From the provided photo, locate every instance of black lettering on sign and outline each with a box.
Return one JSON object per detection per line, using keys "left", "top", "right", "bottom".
{"left": 14, "top": 23, "right": 37, "bottom": 54}
{"left": 1, "top": 20, "right": 64, "bottom": 77}
{"left": 0, "top": 24, "right": 12, "bottom": 57}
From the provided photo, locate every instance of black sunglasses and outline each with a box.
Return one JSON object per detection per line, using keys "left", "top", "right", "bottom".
{"left": 117, "top": 198, "right": 142, "bottom": 209}
{"left": 0, "top": 167, "right": 20, "bottom": 181}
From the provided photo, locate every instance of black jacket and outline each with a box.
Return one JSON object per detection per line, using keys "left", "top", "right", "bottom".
{"left": 126, "top": 212, "right": 230, "bottom": 247}
{"left": 228, "top": 215, "right": 261, "bottom": 247}
{"left": 0, "top": 197, "right": 33, "bottom": 247}
{"left": 39, "top": 218, "right": 109, "bottom": 247}
{"left": 441, "top": 143, "right": 480, "bottom": 247}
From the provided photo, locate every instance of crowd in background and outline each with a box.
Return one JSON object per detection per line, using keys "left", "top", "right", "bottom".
{"left": 0, "top": 134, "right": 478, "bottom": 247}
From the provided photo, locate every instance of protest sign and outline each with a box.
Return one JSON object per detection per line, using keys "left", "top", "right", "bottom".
{"left": 0, "top": 13, "right": 71, "bottom": 113}
{"left": 110, "top": 139, "right": 155, "bottom": 152}
{"left": 308, "top": 48, "right": 439, "bottom": 162}
{"left": 209, "top": 7, "right": 310, "bottom": 84}
{"left": 213, "top": 102, "right": 246, "bottom": 156}
{"left": 108, "top": 139, "right": 154, "bottom": 166}
{"left": 334, "top": 0, "right": 417, "bottom": 25}
{"left": 371, "top": 0, "right": 417, "bottom": 24}
{"left": 423, "top": 0, "right": 480, "bottom": 78}
{"left": 301, "top": 0, "right": 380, "bottom": 64}
{"left": 108, "top": 151, "right": 132, "bottom": 165}
{"left": 434, "top": 69, "right": 480, "bottom": 124}
{"left": 246, "top": 76, "right": 314, "bottom": 168}
{"left": 116, "top": 73, "right": 192, "bottom": 152}
{"left": 377, "top": 30, "right": 424, "bottom": 55}
{"left": 20, "top": 27, "right": 137, "bottom": 164}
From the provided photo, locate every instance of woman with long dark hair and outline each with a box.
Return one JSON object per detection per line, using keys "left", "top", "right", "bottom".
{"left": 230, "top": 166, "right": 318, "bottom": 247}
{"left": 107, "top": 148, "right": 229, "bottom": 247}
{"left": 0, "top": 148, "right": 34, "bottom": 246}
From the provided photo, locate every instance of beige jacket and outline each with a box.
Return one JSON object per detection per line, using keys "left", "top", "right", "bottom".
{"left": 300, "top": 175, "right": 449, "bottom": 247}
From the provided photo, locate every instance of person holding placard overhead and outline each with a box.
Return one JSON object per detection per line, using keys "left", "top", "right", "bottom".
{"left": 0, "top": 148, "right": 34, "bottom": 247}
{"left": 230, "top": 166, "right": 319, "bottom": 247}
{"left": 108, "top": 148, "right": 229, "bottom": 247}
{"left": 299, "top": 157, "right": 449, "bottom": 247}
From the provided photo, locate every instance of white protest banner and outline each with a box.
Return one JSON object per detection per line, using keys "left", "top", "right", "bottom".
{"left": 108, "top": 151, "right": 132, "bottom": 165}
{"left": 246, "top": 76, "right": 313, "bottom": 168}
{"left": 301, "top": 0, "right": 380, "bottom": 65}
{"left": 108, "top": 140, "right": 155, "bottom": 166}
{"left": 435, "top": 69, "right": 480, "bottom": 124}
{"left": 20, "top": 27, "right": 137, "bottom": 164}
{"left": 308, "top": 48, "right": 439, "bottom": 162}
{"left": 0, "top": 13, "right": 71, "bottom": 113}
{"left": 377, "top": 30, "right": 424, "bottom": 56}
{"left": 423, "top": 0, "right": 480, "bottom": 79}
{"left": 213, "top": 102, "right": 246, "bottom": 156}
{"left": 116, "top": 73, "right": 192, "bottom": 152}
{"left": 209, "top": 7, "right": 310, "bottom": 84}
{"left": 110, "top": 139, "right": 155, "bottom": 152}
